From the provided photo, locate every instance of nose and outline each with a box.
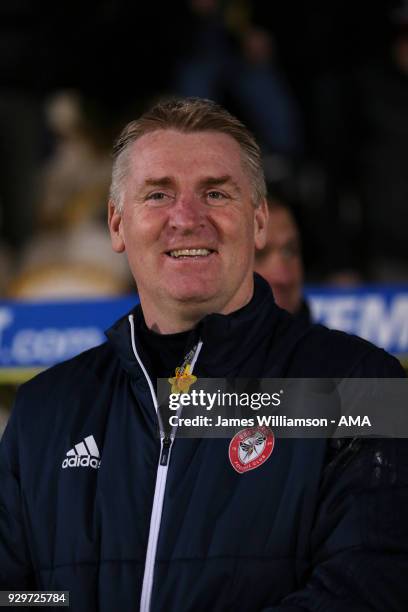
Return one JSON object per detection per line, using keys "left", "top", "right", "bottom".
{"left": 168, "top": 193, "right": 206, "bottom": 232}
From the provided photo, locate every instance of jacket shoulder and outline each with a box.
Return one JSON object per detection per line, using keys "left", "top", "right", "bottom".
{"left": 16, "top": 341, "right": 119, "bottom": 404}
{"left": 288, "top": 323, "right": 405, "bottom": 377}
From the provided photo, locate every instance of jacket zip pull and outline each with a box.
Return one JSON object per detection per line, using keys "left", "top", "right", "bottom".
{"left": 160, "top": 436, "right": 172, "bottom": 466}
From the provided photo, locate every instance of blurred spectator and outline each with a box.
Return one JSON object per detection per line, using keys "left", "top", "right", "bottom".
{"left": 37, "top": 91, "right": 113, "bottom": 229}
{"left": 175, "top": 3, "right": 302, "bottom": 158}
{"left": 9, "top": 91, "right": 131, "bottom": 300}
{"left": 175, "top": 0, "right": 235, "bottom": 101}
{"left": 255, "top": 197, "right": 310, "bottom": 323}
{"left": 231, "top": 26, "right": 302, "bottom": 156}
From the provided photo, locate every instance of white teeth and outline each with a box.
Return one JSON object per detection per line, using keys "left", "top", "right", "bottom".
{"left": 169, "top": 248, "right": 212, "bottom": 258}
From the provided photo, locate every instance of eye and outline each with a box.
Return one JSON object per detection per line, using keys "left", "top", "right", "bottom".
{"left": 206, "top": 190, "right": 228, "bottom": 202}
{"left": 148, "top": 192, "right": 166, "bottom": 200}
{"left": 145, "top": 191, "right": 173, "bottom": 206}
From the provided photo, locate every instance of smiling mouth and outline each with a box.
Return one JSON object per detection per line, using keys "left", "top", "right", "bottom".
{"left": 167, "top": 248, "right": 216, "bottom": 259}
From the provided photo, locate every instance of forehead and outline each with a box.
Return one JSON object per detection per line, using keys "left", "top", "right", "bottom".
{"left": 127, "top": 129, "right": 247, "bottom": 183}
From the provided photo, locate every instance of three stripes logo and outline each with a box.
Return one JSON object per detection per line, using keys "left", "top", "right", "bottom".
{"left": 62, "top": 435, "right": 101, "bottom": 469}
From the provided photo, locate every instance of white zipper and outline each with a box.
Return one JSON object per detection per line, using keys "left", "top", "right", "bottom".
{"left": 129, "top": 315, "right": 203, "bottom": 612}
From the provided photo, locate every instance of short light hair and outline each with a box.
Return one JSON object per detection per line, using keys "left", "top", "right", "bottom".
{"left": 110, "top": 97, "right": 266, "bottom": 212}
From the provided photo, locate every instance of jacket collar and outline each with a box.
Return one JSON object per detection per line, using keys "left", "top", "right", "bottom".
{"left": 106, "top": 274, "right": 297, "bottom": 379}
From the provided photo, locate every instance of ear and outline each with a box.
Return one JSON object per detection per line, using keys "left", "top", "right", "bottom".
{"left": 108, "top": 200, "right": 125, "bottom": 253}
{"left": 254, "top": 198, "right": 268, "bottom": 250}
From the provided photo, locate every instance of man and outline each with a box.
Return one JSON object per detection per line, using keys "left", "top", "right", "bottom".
{"left": 0, "top": 98, "right": 407, "bottom": 611}
{"left": 254, "top": 197, "right": 310, "bottom": 321}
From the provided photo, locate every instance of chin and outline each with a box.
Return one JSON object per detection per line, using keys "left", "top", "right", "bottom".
{"left": 170, "top": 289, "right": 217, "bottom": 305}
{"left": 167, "top": 279, "right": 220, "bottom": 303}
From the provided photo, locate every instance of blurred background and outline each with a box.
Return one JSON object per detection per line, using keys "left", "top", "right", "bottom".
{"left": 0, "top": 0, "right": 408, "bottom": 432}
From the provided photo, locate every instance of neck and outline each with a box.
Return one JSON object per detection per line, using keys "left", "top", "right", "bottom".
{"left": 143, "top": 310, "right": 203, "bottom": 334}
{"left": 140, "top": 289, "right": 255, "bottom": 335}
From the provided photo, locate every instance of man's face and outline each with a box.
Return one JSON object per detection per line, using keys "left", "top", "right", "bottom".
{"left": 255, "top": 205, "right": 303, "bottom": 314}
{"left": 109, "top": 129, "right": 267, "bottom": 329}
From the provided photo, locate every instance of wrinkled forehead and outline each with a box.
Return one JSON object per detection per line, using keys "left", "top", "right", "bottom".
{"left": 130, "top": 129, "right": 242, "bottom": 169}
{"left": 126, "top": 129, "right": 247, "bottom": 178}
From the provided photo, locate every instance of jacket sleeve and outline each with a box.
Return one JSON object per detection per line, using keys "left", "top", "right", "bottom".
{"left": 262, "top": 437, "right": 408, "bottom": 611}
{"left": 0, "top": 397, "right": 35, "bottom": 588}
{"left": 262, "top": 350, "right": 408, "bottom": 612}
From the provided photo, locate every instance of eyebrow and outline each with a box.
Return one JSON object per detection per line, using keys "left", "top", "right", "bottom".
{"left": 142, "top": 177, "right": 174, "bottom": 189}
{"left": 140, "top": 175, "right": 241, "bottom": 193}
{"left": 198, "top": 175, "right": 241, "bottom": 193}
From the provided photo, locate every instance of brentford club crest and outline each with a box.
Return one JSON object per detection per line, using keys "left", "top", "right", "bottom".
{"left": 228, "top": 426, "right": 274, "bottom": 474}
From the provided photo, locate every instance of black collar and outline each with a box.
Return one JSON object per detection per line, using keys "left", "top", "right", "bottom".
{"left": 106, "top": 274, "right": 303, "bottom": 380}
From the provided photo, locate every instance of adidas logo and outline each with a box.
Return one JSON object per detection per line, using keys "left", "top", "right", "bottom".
{"left": 62, "top": 435, "right": 101, "bottom": 469}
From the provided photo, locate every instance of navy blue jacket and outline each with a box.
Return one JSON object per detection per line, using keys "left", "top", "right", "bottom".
{"left": 1, "top": 276, "right": 407, "bottom": 611}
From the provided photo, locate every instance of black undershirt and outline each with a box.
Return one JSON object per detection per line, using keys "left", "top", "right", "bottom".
{"left": 138, "top": 319, "right": 191, "bottom": 381}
